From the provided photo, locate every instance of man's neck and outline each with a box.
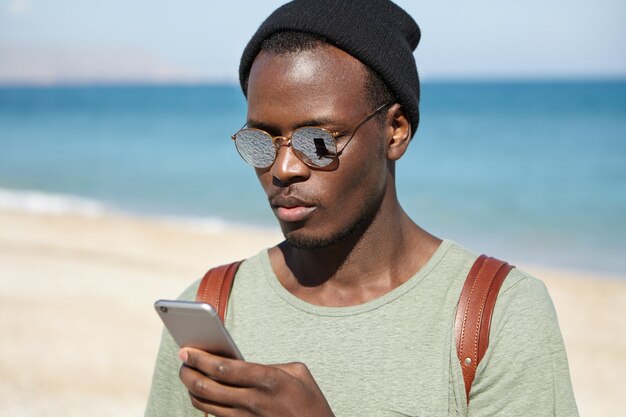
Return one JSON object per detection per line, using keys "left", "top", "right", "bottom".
{"left": 268, "top": 199, "right": 441, "bottom": 307}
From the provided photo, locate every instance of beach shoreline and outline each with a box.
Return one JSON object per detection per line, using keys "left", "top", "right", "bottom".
{"left": 0, "top": 209, "right": 624, "bottom": 416}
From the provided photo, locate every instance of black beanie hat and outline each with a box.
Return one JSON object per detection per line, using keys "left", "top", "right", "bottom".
{"left": 239, "top": 0, "right": 421, "bottom": 136}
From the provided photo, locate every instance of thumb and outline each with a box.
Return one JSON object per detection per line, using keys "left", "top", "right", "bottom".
{"left": 273, "top": 361, "right": 312, "bottom": 379}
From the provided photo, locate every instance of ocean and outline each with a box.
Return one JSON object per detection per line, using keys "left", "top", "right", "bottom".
{"left": 1, "top": 81, "right": 625, "bottom": 274}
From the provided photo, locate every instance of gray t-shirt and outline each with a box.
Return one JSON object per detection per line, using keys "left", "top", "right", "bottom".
{"left": 145, "top": 240, "right": 578, "bottom": 416}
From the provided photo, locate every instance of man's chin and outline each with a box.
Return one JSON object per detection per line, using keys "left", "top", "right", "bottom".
{"left": 283, "top": 224, "right": 358, "bottom": 251}
{"left": 284, "top": 231, "right": 330, "bottom": 250}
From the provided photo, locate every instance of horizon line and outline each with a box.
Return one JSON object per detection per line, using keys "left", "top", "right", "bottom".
{"left": 1, "top": 75, "right": 626, "bottom": 88}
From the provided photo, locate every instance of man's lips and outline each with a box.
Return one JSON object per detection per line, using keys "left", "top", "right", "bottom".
{"left": 270, "top": 196, "right": 316, "bottom": 223}
{"left": 275, "top": 206, "right": 316, "bottom": 222}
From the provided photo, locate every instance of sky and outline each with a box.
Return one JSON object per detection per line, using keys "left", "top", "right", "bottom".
{"left": 0, "top": 0, "right": 625, "bottom": 84}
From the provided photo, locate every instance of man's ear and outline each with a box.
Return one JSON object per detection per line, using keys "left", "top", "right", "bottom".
{"left": 385, "top": 103, "right": 412, "bottom": 161}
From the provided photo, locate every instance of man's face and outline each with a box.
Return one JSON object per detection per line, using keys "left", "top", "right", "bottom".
{"left": 246, "top": 44, "right": 390, "bottom": 249}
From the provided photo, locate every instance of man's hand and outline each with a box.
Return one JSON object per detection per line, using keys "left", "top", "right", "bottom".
{"left": 178, "top": 348, "right": 335, "bottom": 417}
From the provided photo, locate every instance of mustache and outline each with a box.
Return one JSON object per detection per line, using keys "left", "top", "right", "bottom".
{"left": 269, "top": 189, "right": 318, "bottom": 208}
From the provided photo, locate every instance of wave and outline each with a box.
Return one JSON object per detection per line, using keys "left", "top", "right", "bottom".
{"left": 0, "top": 187, "right": 109, "bottom": 217}
{"left": 0, "top": 187, "right": 278, "bottom": 235}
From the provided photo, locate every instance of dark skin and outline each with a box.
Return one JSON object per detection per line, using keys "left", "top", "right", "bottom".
{"left": 179, "top": 43, "right": 441, "bottom": 416}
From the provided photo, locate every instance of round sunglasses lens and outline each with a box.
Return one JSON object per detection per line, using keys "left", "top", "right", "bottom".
{"left": 291, "top": 128, "right": 337, "bottom": 167}
{"left": 234, "top": 129, "right": 276, "bottom": 168}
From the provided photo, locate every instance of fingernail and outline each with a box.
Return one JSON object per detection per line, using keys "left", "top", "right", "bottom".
{"left": 178, "top": 349, "right": 188, "bottom": 363}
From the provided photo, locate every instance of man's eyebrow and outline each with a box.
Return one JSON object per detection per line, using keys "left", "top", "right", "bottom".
{"left": 294, "top": 117, "right": 336, "bottom": 129}
{"left": 246, "top": 117, "right": 338, "bottom": 133}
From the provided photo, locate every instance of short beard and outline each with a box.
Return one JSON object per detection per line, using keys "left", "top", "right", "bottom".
{"left": 284, "top": 215, "right": 367, "bottom": 250}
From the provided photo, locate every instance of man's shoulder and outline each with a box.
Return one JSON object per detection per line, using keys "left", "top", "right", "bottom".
{"left": 442, "top": 241, "right": 544, "bottom": 287}
{"left": 434, "top": 241, "right": 552, "bottom": 310}
{"left": 177, "top": 249, "right": 270, "bottom": 302}
{"left": 499, "top": 265, "right": 548, "bottom": 297}
{"left": 177, "top": 278, "right": 201, "bottom": 302}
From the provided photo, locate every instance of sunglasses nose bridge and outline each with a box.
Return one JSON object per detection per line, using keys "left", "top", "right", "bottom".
{"left": 272, "top": 135, "right": 292, "bottom": 150}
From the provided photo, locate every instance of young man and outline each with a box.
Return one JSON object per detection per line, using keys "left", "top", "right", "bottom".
{"left": 145, "top": 1, "right": 578, "bottom": 416}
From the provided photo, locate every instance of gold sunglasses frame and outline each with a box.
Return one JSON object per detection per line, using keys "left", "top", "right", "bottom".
{"left": 231, "top": 102, "right": 392, "bottom": 170}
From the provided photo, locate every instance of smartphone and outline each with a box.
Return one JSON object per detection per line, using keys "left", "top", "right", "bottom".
{"left": 154, "top": 300, "right": 244, "bottom": 360}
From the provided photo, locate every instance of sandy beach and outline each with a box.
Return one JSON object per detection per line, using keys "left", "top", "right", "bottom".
{"left": 0, "top": 210, "right": 624, "bottom": 417}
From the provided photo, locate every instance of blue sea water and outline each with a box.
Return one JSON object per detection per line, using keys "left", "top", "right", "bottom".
{"left": 0, "top": 82, "right": 625, "bottom": 274}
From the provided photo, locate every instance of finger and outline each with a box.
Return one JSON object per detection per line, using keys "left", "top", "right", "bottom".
{"left": 180, "top": 347, "right": 282, "bottom": 389}
{"left": 272, "top": 361, "right": 312, "bottom": 380}
{"left": 188, "top": 393, "right": 256, "bottom": 417}
{"left": 273, "top": 362, "right": 330, "bottom": 402}
{"left": 187, "top": 392, "right": 234, "bottom": 417}
{"left": 181, "top": 364, "right": 279, "bottom": 415}
{"left": 188, "top": 392, "right": 250, "bottom": 417}
{"left": 180, "top": 363, "right": 248, "bottom": 409}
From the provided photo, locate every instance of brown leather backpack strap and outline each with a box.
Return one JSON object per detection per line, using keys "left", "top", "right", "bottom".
{"left": 195, "top": 262, "right": 242, "bottom": 417}
{"left": 196, "top": 261, "right": 242, "bottom": 323}
{"left": 455, "top": 255, "right": 514, "bottom": 403}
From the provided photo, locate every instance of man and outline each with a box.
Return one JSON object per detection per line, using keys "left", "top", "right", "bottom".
{"left": 145, "top": 1, "right": 578, "bottom": 416}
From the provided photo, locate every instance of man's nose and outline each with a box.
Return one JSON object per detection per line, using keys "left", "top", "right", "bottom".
{"left": 269, "top": 143, "right": 310, "bottom": 185}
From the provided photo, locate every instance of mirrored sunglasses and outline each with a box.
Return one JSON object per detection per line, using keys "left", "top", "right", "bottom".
{"left": 233, "top": 126, "right": 338, "bottom": 169}
{"left": 231, "top": 102, "right": 392, "bottom": 169}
